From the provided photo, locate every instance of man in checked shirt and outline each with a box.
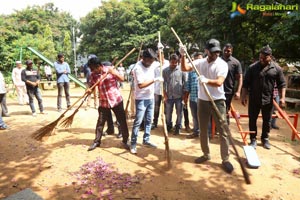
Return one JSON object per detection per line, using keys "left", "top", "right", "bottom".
{"left": 86, "top": 57, "right": 130, "bottom": 151}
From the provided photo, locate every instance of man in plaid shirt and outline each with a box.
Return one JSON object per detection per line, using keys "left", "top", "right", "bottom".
{"left": 86, "top": 57, "right": 129, "bottom": 151}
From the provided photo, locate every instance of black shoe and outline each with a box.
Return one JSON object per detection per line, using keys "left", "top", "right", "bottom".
{"left": 116, "top": 133, "right": 122, "bottom": 138}
{"left": 262, "top": 139, "right": 271, "bottom": 149}
{"left": 104, "top": 129, "right": 114, "bottom": 136}
{"left": 151, "top": 124, "right": 157, "bottom": 130}
{"left": 2, "top": 113, "right": 10, "bottom": 117}
{"left": 222, "top": 161, "right": 234, "bottom": 174}
{"left": 271, "top": 125, "right": 279, "bottom": 130}
{"left": 186, "top": 134, "right": 199, "bottom": 139}
{"left": 87, "top": 142, "right": 100, "bottom": 151}
{"left": 194, "top": 155, "right": 211, "bottom": 164}
{"left": 0, "top": 124, "right": 9, "bottom": 130}
{"left": 139, "top": 126, "right": 144, "bottom": 131}
{"left": 173, "top": 128, "right": 180, "bottom": 135}
{"left": 250, "top": 139, "right": 257, "bottom": 149}
{"left": 121, "top": 141, "right": 130, "bottom": 150}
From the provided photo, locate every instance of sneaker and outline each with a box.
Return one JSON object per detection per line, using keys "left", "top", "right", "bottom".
{"left": 250, "top": 139, "right": 257, "bottom": 149}
{"left": 271, "top": 125, "right": 279, "bottom": 130}
{"left": 143, "top": 141, "right": 157, "bottom": 148}
{"left": 40, "top": 111, "right": 47, "bottom": 115}
{"left": 194, "top": 155, "right": 211, "bottom": 164}
{"left": 0, "top": 124, "right": 8, "bottom": 130}
{"left": 130, "top": 145, "right": 137, "bottom": 154}
{"left": 185, "top": 125, "right": 192, "bottom": 132}
{"left": 58, "top": 108, "right": 62, "bottom": 113}
{"left": 222, "top": 161, "right": 234, "bottom": 174}
{"left": 262, "top": 139, "right": 271, "bottom": 149}
{"left": 32, "top": 112, "right": 37, "bottom": 117}
{"left": 186, "top": 134, "right": 199, "bottom": 139}
{"left": 116, "top": 133, "right": 122, "bottom": 138}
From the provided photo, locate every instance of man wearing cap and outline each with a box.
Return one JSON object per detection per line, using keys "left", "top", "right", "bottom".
{"left": 180, "top": 39, "right": 234, "bottom": 174}
{"left": 241, "top": 45, "right": 286, "bottom": 149}
{"left": 21, "top": 60, "right": 45, "bottom": 116}
{"left": 221, "top": 43, "right": 243, "bottom": 124}
{"left": 54, "top": 53, "right": 71, "bottom": 112}
{"left": 84, "top": 54, "right": 98, "bottom": 110}
{"left": 12, "top": 61, "right": 29, "bottom": 105}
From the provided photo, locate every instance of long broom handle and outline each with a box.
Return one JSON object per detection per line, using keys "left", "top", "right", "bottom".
{"left": 114, "top": 47, "right": 136, "bottom": 68}
{"left": 171, "top": 27, "right": 251, "bottom": 184}
{"left": 158, "top": 31, "right": 171, "bottom": 168}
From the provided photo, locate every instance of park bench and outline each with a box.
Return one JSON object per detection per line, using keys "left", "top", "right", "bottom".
{"left": 285, "top": 97, "right": 300, "bottom": 109}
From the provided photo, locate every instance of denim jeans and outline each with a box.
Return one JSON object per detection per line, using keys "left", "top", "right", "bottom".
{"left": 271, "top": 95, "right": 280, "bottom": 127}
{"left": 190, "top": 100, "right": 199, "bottom": 135}
{"left": 27, "top": 87, "right": 43, "bottom": 113}
{"left": 57, "top": 82, "right": 70, "bottom": 109}
{"left": 131, "top": 99, "right": 154, "bottom": 146}
{"left": 153, "top": 94, "right": 162, "bottom": 126}
{"left": 165, "top": 98, "right": 182, "bottom": 130}
{"left": 0, "top": 93, "right": 6, "bottom": 127}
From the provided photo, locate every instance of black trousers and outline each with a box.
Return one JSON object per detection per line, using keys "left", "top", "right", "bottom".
{"left": 225, "top": 93, "right": 234, "bottom": 125}
{"left": 248, "top": 101, "right": 273, "bottom": 141}
{"left": 94, "top": 101, "right": 129, "bottom": 144}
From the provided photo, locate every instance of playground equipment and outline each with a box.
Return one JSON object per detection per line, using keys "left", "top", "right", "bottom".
{"left": 27, "top": 47, "right": 86, "bottom": 89}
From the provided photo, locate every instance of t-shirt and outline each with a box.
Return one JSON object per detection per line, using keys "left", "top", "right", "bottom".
{"left": 133, "top": 60, "right": 156, "bottom": 100}
{"left": 222, "top": 56, "right": 242, "bottom": 94}
{"left": 193, "top": 57, "right": 228, "bottom": 101}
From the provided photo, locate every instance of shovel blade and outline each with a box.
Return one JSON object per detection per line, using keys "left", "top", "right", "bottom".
{"left": 243, "top": 146, "right": 261, "bottom": 168}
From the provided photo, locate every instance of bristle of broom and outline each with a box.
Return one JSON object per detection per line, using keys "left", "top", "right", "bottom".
{"left": 59, "top": 109, "right": 79, "bottom": 128}
{"left": 31, "top": 118, "right": 61, "bottom": 140}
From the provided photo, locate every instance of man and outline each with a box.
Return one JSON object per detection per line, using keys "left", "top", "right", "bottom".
{"left": 163, "top": 53, "right": 187, "bottom": 135}
{"left": 54, "top": 53, "right": 71, "bottom": 112}
{"left": 241, "top": 45, "right": 286, "bottom": 149}
{"left": 12, "top": 61, "right": 29, "bottom": 105}
{"left": 84, "top": 54, "right": 98, "bottom": 110}
{"left": 44, "top": 64, "right": 53, "bottom": 83}
{"left": 21, "top": 60, "right": 45, "bottom": 116}
{"left": 185, "top": 52, "right": 204, "bottom": 138}
{"left": 130, "top": 48, "right": 163, "bottom": 154}
{"left": 86, "top": 57, "right": 129, "bottom": 151}
{"left": 221, "top": 43, "right": 243, "bottom": 124}
{"left": 180, "top": 39, "right": 233, "bottom": 174}
{"left": 0, "top": 71, "right": 9, "bottom": 129}
{"left": 152, "top": 50, "right": 169, "bottom": 129}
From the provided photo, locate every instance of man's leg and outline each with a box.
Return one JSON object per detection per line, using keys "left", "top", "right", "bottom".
{"left": 248, "top": 100, "right": 261, "bottom": 148}
{"left": 261, "top": 103, "right": 273, "bottom": 149}
{"left": 165, "top": 99, "right": 174, "bottom": 133}
{"left": 175, "top": 98, "right": 183, "bottom": 135}
{"left": 57, "top": 82, "right": 63, "bottom": 110}
{"left": 112, "top": 101, "right": 129, "bottom": 147}
{"left": 64, "top": 82, "right": 71, "bottom": 107}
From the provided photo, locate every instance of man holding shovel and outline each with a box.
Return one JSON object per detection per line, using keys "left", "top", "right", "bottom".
{"left": 180, "top": 39, "right": 234, "bottom": 174}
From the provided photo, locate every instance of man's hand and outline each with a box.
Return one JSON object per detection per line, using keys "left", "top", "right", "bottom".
{"left": 154, "top": 77, "right": 164, "bottom": 82}
{"left": 198, "top": 75, "right": 209, "bottom": 84}
{"left": 157, "top": 42, "right": 164, "bottom": 50}
{"left": 234, "top": 92, "right": 241, "bottom": 100}
{"left": 241, "top": 97, "right": 247, "bottom": 106}
{"left": 179, "top": 44, "right": 186, "bottom": 56}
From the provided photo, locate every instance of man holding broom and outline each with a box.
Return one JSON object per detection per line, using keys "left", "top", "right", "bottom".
{"left": 86, "top": 57, "right": 130, "bottom": 151}
{"left": 180, "top": 39, "right": 234, "bottom": 174}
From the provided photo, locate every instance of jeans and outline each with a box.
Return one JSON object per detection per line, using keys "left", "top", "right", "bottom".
{"left": 94, "top": 101, "right": 129, "bottom": 144}
{"left": 27, "top": 87, "right": 43, "bottom": 113}
{"left": 271, "top": 95, "right": 280, "bottom": 127}
{"left": 0, "top": 94, "right": 6, "bottom": 126}
{"left": 1, "top": 93, "right": 8, "bottom": 115}
{"left": 57, "top": 82, "right": 70, "bottom": 109}
{"left": 198, "top": 99, "right": 229, "bottom": 162}
{"left": 225, "top": 93, "right": 234, "bottom": 125}
{"left": 131, "top": 99, "right": 154, "bottom": 146}
{"left": 165, "top": 98, "right": 182, "bottom": 131}
{"left": 183, "top": 104, "right": 189, "bottom": 127}
{"left": 190, "top": 100, "right": 199, "bottom": 135}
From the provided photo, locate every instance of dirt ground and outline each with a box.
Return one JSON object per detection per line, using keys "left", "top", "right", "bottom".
{"left": 0, "top": 82, "right": 300, "bottom": 200}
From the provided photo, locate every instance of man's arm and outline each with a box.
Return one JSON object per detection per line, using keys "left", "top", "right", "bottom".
{"left": 234, "top": 73, "right": 243, "bottom": 99}
{"left": 180, "top": 55, "right": 193, "bottom": 72}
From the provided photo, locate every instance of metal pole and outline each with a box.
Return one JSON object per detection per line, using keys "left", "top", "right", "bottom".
{"left": 72, "top": 27, "right": 77, "bottom": 77}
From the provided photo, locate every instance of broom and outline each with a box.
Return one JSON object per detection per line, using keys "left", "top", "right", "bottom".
{"left": 58, "top": 47, "right": 136, "bottom": 128}
{"left": 171, "top": 27, "right": 251, "bottom": 184}
{"left": 125, "top": 42, "right": 143, "bottom": 119}
{"left": 158, "top": 31, "right": 172, "bottom": 169}
{"left": 31, "top": 77, "right": 105, "bottom": 140}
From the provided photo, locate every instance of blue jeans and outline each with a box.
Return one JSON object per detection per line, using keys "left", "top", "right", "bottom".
{"left": 271, "top": 95, "right": 280, "bottom": 127}
{"left": 0, "top": 93, "right": 6, "bottom": 127}
{"left": 27, "top": 87, "right": 43, "bottom": 113}
{"left": 190, "top": 100, "right": 199, "bottom": 135}
{"left": 165, "top": 98, "right": 182, "bottom": 131}
{"left": 131, "top": 99, "right": 154, "bottom": 146}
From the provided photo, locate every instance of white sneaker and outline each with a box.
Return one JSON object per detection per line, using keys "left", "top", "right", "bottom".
{"left": 32, "top": 112, "right": 37, "bottom": 117}
{"left": 130, "top": 145, "right": 137, "bottom": 154}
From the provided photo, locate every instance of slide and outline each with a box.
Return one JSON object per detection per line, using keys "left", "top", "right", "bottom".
{"left": 27, "top": 47, "right": 86, "bottom": 89}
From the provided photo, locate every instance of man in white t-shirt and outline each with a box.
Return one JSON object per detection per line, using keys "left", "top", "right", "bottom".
{"left": 12, "top": 61, "right": 29, "bottom": 105}
{"left": 130, "top": 48, "right": 163, "bottom": 154}
{"left": 180, "top": 39, "right": 233, "bottom": 174}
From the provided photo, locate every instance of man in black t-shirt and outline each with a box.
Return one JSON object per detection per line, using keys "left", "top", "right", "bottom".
{"left": 221, "top": 43, "right": 243, "bottom": 124}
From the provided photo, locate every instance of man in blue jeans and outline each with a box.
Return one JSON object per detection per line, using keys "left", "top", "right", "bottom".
{"left": 54, "top": 53, "right": 71, "bottom": 112}
{"left": 163, "top": 54, "right": 187, "bottom": 135}
{"left": 130, "top": 48, "right": 163, "bottom": 154}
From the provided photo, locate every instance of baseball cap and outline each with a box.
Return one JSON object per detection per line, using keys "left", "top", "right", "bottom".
{"left": 101, "top": 61, "right": 112, "bottom": 66}
{"left": 16, "top": 61, "right": 22, "bottom": 64}
{"left": 25, "top": 60, "right": 33, "bottom": 65}
{"left": 88, "top": 54, "right": 97, "bottom": 60}
{"left": 205, "top": 39, "right": 221, "bottom": 53}
{"left": 260, "top": 45, "right": 272, "bottom": 55}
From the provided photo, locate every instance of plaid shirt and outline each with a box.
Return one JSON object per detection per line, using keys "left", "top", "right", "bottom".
{"left": 89, "top": 66, "right": 122, "bottom": 108}
{"left": 185, "top": 71, "right": 198, "bottom": 102}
